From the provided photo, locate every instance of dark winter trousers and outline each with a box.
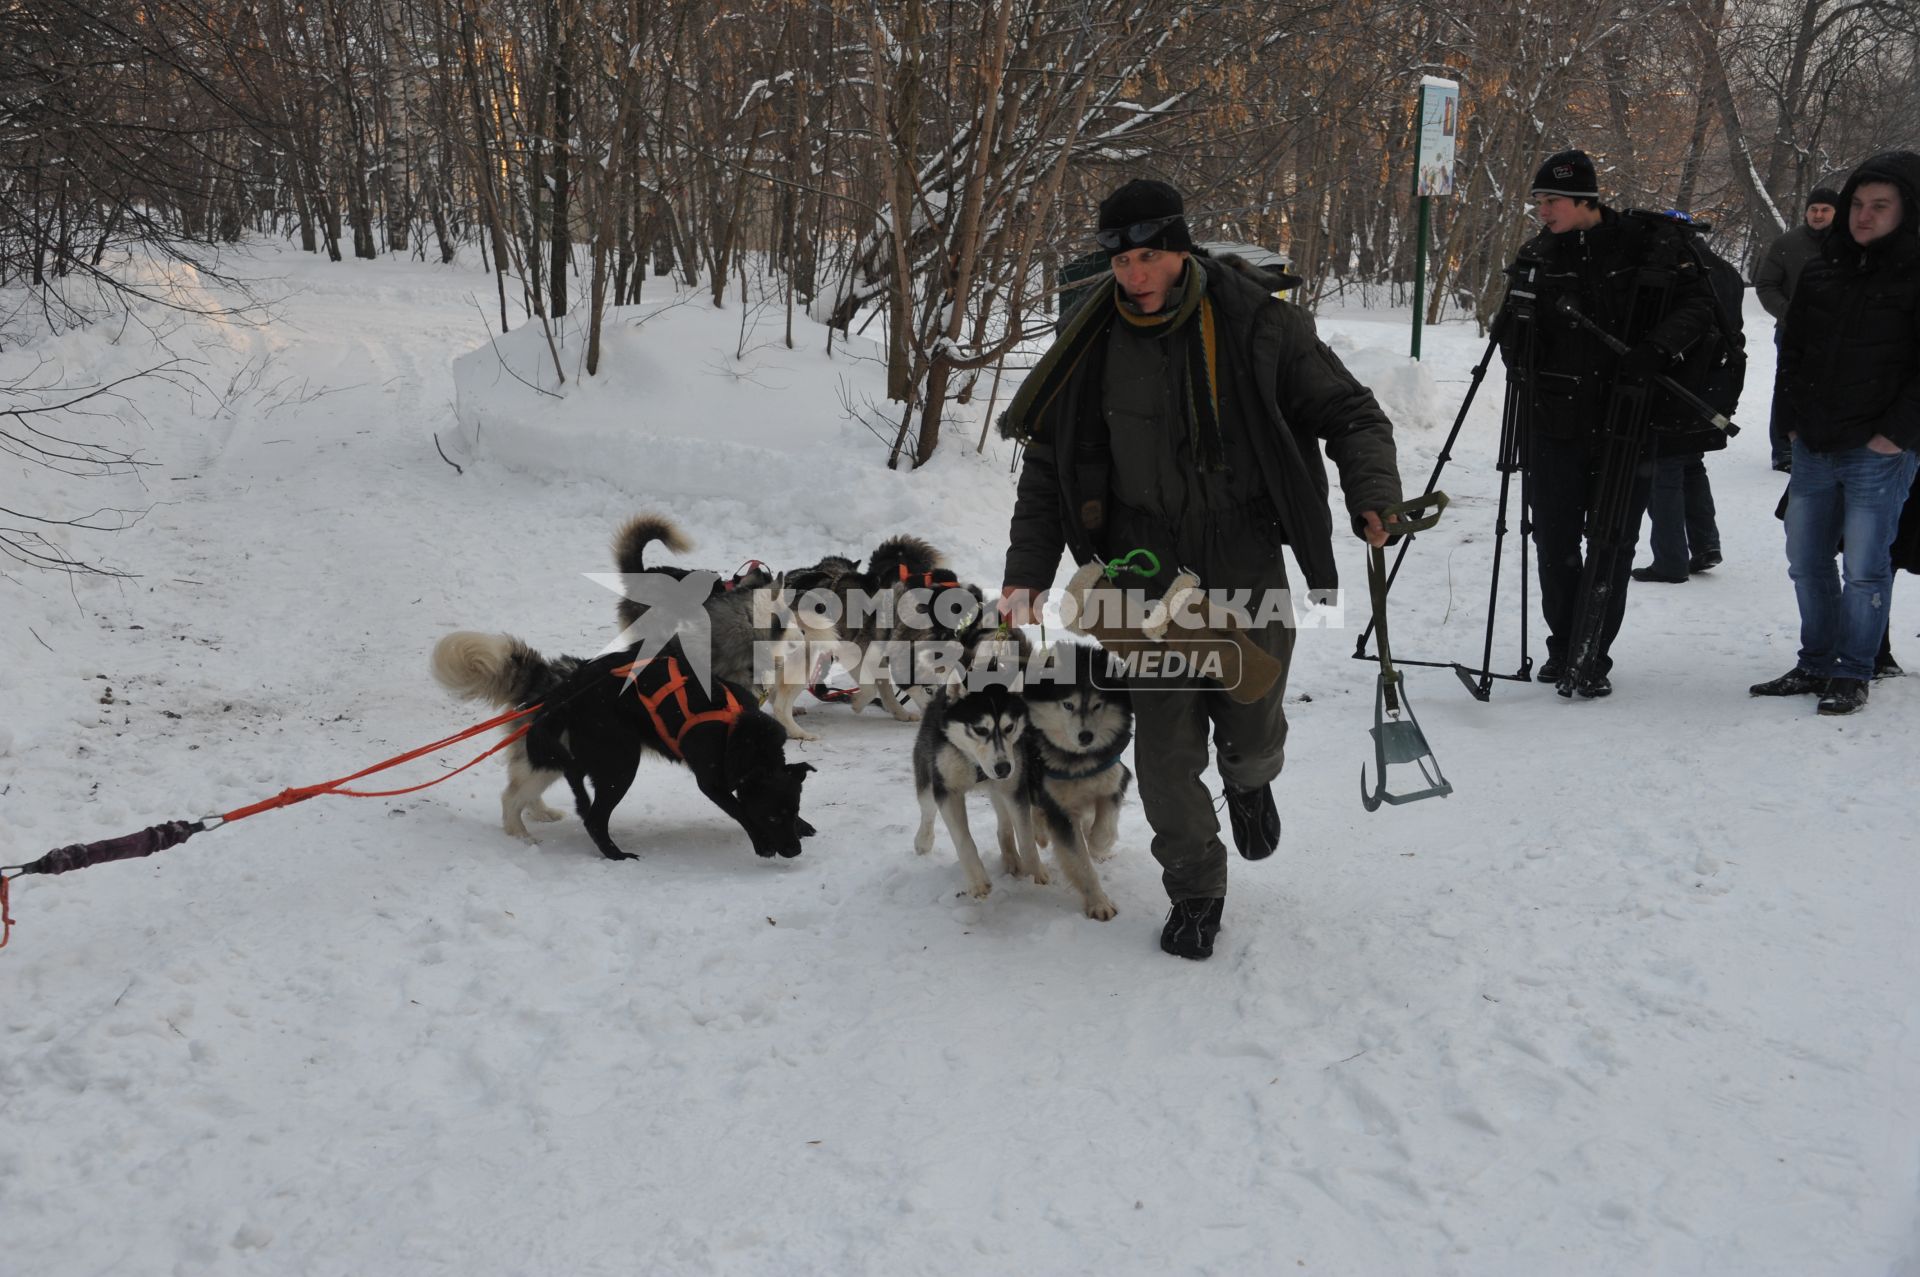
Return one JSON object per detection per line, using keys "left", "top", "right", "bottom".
{"left": 1130, "top": 617, "right": 1296, "bottom": 902}
{"left": 1527, "top": 432, "right": 1656, "bottom": 673}
{"left": 1644, "top": 452, "right": 1720, "bottom": 577}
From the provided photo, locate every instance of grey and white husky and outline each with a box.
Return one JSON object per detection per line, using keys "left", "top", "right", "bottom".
{"left": 1022, "top": 644, "right": 1132, "bottom": 921}
{"left": 911, "top": 667, "right": 1047, "bottom": 899}
{"left": 785, "top": 533, "right": 949, "bottom": 725}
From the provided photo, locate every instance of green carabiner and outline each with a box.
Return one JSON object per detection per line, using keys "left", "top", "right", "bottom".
{"left": 1103, "top": 547, "right": 1161, "bottom": 581}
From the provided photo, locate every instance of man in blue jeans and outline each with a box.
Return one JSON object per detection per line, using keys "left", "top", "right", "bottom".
{"left": 1752, "top": 151, "right": 1920, "bottom": 715}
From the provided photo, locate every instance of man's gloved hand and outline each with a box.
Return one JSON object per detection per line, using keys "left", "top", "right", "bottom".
{"left": 1617, "top": 340, "right": 1668, "bottom": 384}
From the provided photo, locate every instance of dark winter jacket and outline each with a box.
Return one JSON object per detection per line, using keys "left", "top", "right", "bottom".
{"left": 1498, "top": 206, "right": 1719, "bottom": 445}
{"left": 1753, "top": 224, "right": 1829, "bottom": 322}
{"left": 1892, "top": 467, "right": 1920, "bottom": 575}
{"left": 1775, "top": 151, "right": 1920, "bottom": 454}
{"left": 999, "top": 253, "right": 1402, "bottom": 593}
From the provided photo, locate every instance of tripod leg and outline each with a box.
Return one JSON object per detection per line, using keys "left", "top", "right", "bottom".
{"left": 1517, "top": 440, "right": 1534, "bottom": 680}
{"left": 1456, "top": 351, "right": 1534, "bottom": 699}
{"left": 1558, "top": 396, "right": 1654, "bottom": 696}
{"left": 1353, "top": 329, "right": 1500, "bottom": 660}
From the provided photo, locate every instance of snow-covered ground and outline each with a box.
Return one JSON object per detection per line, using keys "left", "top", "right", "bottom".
{"left": 2, "top": 242, "right": 1916, "bottom": 1276}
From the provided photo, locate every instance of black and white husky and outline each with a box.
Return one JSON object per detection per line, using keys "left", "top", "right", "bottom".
{"left": 911, "top": 667, "right": 1047, "bottom": 899}
{"left": 1021, "top": 644, "right": 1132, "bottom": 921}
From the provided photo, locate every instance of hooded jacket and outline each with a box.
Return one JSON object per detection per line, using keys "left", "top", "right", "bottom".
{"left": 1775, "top": 150, "right": 1920, "bottom": 452}
{"left": 999, "top": 252, "right": 1402, "bottom": 593}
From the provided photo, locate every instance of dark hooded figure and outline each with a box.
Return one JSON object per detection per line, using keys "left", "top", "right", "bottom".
{"left": 1752, "top": 151, "right": 1920, "bottom": 716}
{"left": 1755, "top": 186, "right": 1842, "bottom": 470}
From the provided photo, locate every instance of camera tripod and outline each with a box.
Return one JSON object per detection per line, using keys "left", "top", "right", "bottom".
{"left": 1350, "top": 286, "right": 1536, "bottom": 701}
{"left": 1354, "top": 261, "right": 1735, "bottom": 701}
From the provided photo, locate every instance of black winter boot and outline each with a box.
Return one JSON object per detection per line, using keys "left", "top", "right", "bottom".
{"left": 1817, "top": 678, "right": 1868, "bottom": 716}
{"left": 1160, "top": 898, "right": 1225, "bottom": 960}
{"left": 1224, "top": 783, "right": 1281, "bottom": 860}
{"left": 1750, "top": 668, "right": 1826, "bottom": 697}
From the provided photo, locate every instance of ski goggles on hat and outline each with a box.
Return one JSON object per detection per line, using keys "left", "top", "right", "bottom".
{"left": 1095, "top": 214, "right": 1183, "bottom": 251}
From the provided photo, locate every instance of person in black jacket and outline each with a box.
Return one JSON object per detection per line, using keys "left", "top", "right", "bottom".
{"left": 1498, "top": 150, "right": 1717, "bottom": 697}
{"left": 1751, "top": 151, "right": 1920, "bottom": 716}
{"left": 997, "top": 179, "right": 1403, "bottom": 961}
{"left": 1755, "top": 189, "right": 1840, "bottom": 470}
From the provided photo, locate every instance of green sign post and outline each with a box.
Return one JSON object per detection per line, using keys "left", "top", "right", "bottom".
{"left": 1410, "top": 76, "right": 1460, "bottom": 360}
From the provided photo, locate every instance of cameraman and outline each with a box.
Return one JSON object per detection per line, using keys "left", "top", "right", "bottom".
{"left": 1498, "top": 150, "right": 1716, "bottom": 697}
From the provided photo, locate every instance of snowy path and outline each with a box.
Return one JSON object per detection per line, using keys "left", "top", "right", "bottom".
{"left": 2, "top": 246, "right": 1916, "bottom": 1275}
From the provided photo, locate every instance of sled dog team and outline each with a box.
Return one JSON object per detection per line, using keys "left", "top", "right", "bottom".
{"left": 430, "top": 512, "right": 1136, "bottom": 919}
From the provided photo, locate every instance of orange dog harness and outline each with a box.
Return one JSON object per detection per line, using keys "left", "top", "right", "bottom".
{"left": 610, "top": 656, "right": 744, "bottom": 757}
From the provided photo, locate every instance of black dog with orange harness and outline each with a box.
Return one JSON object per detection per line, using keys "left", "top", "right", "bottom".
{"left": 522, "top": 643, "right": 818, "bottom": 862}
{"left": 431, "top": 630, "right": 816, "bottom": 862}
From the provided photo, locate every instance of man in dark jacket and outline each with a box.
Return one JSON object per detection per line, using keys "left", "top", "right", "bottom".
{"left": 1498, "top": 150, "right": 1718, "bottom": 697}
{"left": 1751, "top": 151, "right": 1920, "bottom": 716}
{"left": 1755, "top": 188, "right": 1840, "bottom": 470}
{"left": 997, "top": 179, "right": 1402, "bottom": 961}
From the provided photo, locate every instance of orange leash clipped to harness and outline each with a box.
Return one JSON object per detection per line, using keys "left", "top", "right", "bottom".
{"left": 216, "top": 705, "right": 539, "bottom": 822}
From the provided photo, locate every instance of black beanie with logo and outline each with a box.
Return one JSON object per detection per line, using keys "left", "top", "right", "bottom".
{"left": 1530, "top": 150, "right": 1600, "bottom": 201}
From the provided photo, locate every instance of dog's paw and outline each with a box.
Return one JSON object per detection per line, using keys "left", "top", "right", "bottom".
{"left": 889, "top": 707, "right": 922, "bottom": 724}
{"left": 913, "top": 832, "right": 934, "bottom": 856}
{"left": 600, "top": 849, "right": 638, "bottom": 861}
{"left": 529, "top": 804, "right": 566, "bottom": 823}
{"left": 966, "top": 876, "right": 993, "bottom": 900}
{"left": 1089, "top": 843, "right": 1117, "bottom": 863}
{"left": 1083, "top": 895, "right": 1118, "bottom": 921}
{"left": 783, "top": 724, "right": 821, "bottom": 742}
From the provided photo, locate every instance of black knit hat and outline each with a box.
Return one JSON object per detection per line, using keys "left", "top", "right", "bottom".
{"left": 1530, "top": 150, "right": 1599, "bottom": 200}
{"left": 1806, "top": 187, "right": 1842, "bottom": 209}
{"left": 1096, "top": 179, "right": 1195, "bottom": 256}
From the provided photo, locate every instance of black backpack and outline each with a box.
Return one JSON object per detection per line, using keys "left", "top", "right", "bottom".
{"left": 1625, "top": 209, "right": 1749, "bottom": 443}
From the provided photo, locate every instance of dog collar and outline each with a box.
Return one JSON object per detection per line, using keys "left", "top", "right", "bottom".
{"left": 1045, "top": 752, "right": 1126, "bottom": 783}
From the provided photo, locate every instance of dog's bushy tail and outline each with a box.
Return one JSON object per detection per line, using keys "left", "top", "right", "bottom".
{"left": 612, "top": 513, "right": 693, "bottom": 575}
{"left": 868, "top": 533, "right": 944, "bottom": 582}
{"left": 430, "top": 631, "right": 545, "bottom": 709}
